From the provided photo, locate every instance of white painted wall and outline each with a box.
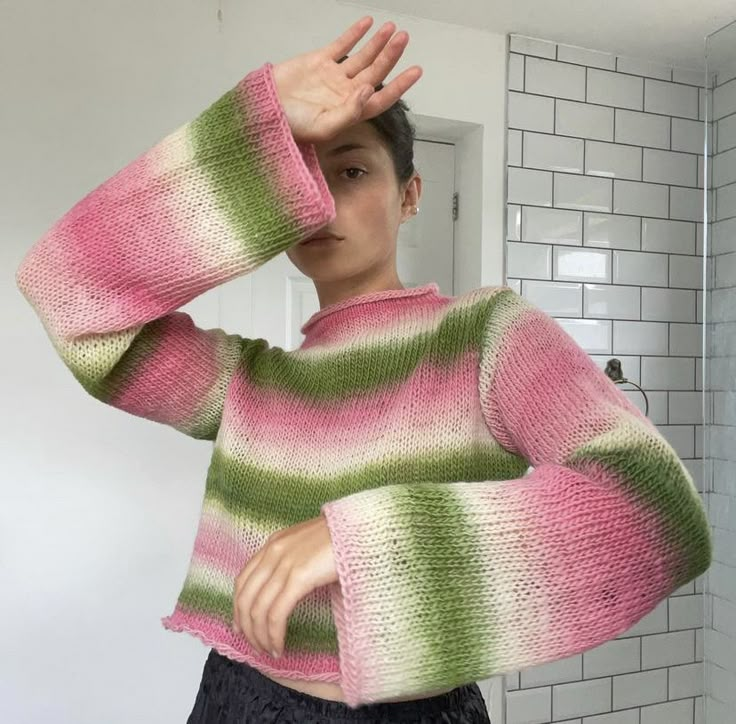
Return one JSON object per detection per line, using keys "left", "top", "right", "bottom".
{"left": 2, "top": 2, "right": 507, "bottom": 722}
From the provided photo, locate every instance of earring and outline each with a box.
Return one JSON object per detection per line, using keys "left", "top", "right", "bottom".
{"left": 413, "top": 206, "right": 419, "bottom": 214}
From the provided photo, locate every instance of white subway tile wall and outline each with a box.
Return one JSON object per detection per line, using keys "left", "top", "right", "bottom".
{"left": 503, "top": 34, "right": 708, "bottom": 724}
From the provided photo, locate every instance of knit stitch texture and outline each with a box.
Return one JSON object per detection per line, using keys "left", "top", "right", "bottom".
{"left": 15, "top": 61, "right": 713, "bottom": 709}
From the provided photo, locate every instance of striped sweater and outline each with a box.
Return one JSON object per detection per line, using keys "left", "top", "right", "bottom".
{"left": 15, "top": 60, "right": 713, "bottom": 709}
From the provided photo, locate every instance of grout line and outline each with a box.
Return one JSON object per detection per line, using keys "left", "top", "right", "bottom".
{"left": 670, "top": 115, "right": 673, "bottom": 151}
{"left": 506, "top": 197, "right": 733, "bottom": 228}
{"left": 505, "top": 269, "right": 702, "bottom": 296}
{"left": 521, "top": 130, "right": 524, "bottom": 167}
{"left": 510, "top": 87, "right": 702, "bottom": 123}
{"left": 509, "top": 125, "right": 714, "bottom": 159}
{"left": 522, "top": 54, "right": 525, "bottom": 93}
{"left": 510, "top": 163, "right": 709, "bottom": 193}
{"left": 509, "top": 50, "right": 705, "bottom": 89}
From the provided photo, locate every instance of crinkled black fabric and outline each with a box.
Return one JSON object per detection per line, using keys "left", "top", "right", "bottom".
{"left": 186, "top": 648, "right": 493, "bottom": 723}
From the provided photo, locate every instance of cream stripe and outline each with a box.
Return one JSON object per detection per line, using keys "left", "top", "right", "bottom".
{"left": 221, "top": 409, "right": 504, "bottom": 478}
{"left": 292, "top": 286, "right": 503, "bottom": 359}
{"left": 148, "top": 127, "right": 266, "bottom": 269}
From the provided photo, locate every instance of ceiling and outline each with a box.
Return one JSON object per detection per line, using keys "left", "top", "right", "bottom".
{"left": 338, "top": 0, "right": 736, "bottom": 70}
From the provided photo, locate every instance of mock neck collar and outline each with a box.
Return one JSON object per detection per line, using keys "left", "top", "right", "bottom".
{"left": 300, "top": 281, "right": 442, "bottom": 342}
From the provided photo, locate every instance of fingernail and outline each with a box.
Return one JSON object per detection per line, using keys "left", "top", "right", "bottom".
{"left": 271, "top": 649, "right": 280, "bottom": 659}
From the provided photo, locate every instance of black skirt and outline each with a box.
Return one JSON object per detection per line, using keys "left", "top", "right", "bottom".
{"left": 186, "top": 648, "right": 492, "bottom": 724}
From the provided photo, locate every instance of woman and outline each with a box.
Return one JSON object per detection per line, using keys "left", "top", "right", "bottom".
{"left": 15, "top": 14, "right": 711, "bottom": 724}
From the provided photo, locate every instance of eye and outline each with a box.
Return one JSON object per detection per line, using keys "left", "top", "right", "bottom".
{"left": 340, "top": 167, "right": 367, "bottom": 181}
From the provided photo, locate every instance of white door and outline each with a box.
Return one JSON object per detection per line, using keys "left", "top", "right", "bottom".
{"left": 216, "top": 138, "right": 456, "bottom": 350}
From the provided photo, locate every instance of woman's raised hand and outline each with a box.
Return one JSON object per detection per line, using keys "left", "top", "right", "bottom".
{"left": 271, "top": 16, "right": 423, "bottom": 145}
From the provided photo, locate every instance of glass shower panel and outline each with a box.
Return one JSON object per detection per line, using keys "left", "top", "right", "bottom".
{"left": 703, "top": 17, "right": 736, "bottom": 724}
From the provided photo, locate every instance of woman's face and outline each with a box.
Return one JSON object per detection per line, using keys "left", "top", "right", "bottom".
{"left": 286, "top": 120, "right": 420, "bottom": 283}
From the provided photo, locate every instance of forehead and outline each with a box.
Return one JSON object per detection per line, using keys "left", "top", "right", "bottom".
{"left": 315, "top": 122, "right": 388, "bottom": 161}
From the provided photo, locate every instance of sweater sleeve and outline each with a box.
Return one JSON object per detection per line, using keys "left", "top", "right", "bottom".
{"left": 15, "top": 62, "right": 335, "bottom": 440}
{"left": 319, "top": 287, "right": 712, "bottom": 708}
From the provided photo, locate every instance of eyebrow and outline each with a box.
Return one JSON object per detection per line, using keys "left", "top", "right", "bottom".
{"left": 325, "top": 142, "right": 373, "bottom": 157}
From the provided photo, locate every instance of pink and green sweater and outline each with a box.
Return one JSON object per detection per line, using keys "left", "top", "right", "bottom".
{"left": 15, "top": 60, "right": 713, "bottom": 709}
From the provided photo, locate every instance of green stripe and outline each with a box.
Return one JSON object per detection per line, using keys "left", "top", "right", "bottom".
{"left": 385, "top": 429, "right": 714, "bottom": 687}
{"left": 482, "top": 286, "right": 712, "bottom": 582}
{"left": 391, "top": 484, "right": 494, "bottom": 687}
{"left": 78, "top": 320, "right": 167, "bottom": 398}
{"left": 568, "top": 439, "right": 713, "bottom": 585}
{"left": 77, "top": 320, "right": 235, "bottom": 440}
{"left": 72, "top": 293, "right": 500, "bottom": 435}
{"left": 189, "top": 79, "right": 302, "bottom": 262}
{"left": 204, "top": 440, "right": 529, "bottom": 527}
{"left": 478, "top": 287, "right": 532, "bottom": 381}
{"left": 247, "top": 293, "right": 500, "bottom": 400}
{"left": 177, "top": 586, "right": 339, "bottom": 653}
{"left": 71, "top": 72, "right": 334, "bottom": 435}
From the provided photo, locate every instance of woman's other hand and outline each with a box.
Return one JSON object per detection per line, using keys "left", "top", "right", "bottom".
{"left": 232, "top": 514, "right": 338, "bottom": 659}
{"left": 272, "top": 16, "right": 423, "bottom": 144}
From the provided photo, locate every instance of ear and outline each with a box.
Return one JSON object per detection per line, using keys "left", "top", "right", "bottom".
{"left": 400, "top": 173, "right": 422, "bottom": 223}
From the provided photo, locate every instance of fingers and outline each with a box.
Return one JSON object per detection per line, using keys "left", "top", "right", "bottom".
{"left": 246, "top": 567, "right": 289, "bottom": 656}
{"left": 229, "top": 518, "right": 333, "bottom": 661}
{"left": 361, "top": 65, "right": 423, "bottom": 119}
{"left": 339, "top": 21, "right": 397, "bottom": 78}
{"left": 264, "top": 573, "right": 308, "bottom": 658}
{"left": 232, "top": 548, "right": 263, "bottom": 635}
{"left": 352, "top": 30, "right": 410, "bottom": 90}
{"left": 323, "top": 17, "right": 423, "bottom": 130}
{"left": 325, "top": 15, "right": 374, "bottom": 61}
{"left": 233, "top": 552, "right": 276, "bottom": 655}
{"left": 232, "top": 541, "right": 292, "bottom": 658}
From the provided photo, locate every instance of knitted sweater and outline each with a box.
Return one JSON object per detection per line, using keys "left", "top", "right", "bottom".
{"left": 15, "top": 60, "right": 712, "bottom": 709}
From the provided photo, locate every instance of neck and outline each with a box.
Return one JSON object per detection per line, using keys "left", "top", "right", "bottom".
{"left": 312, "top": 268, "right": 405, "bottom": 311}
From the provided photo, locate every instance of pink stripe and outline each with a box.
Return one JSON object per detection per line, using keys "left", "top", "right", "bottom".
{"left": 491, "top": 307, "right": 652, "bottom": 462}
{"left": 222, "top": 348, "right": 483, "bottom": 458}
{"left": 189, "top": 516, "right": 335, "bottom": 634}
{"left": 161, "top": 606, "right": 341, "bottom": 682}
{"left": 53, "top": 149, "right": 198, "bottom": 337}
{"left": 108, "top": 313, "right": 221, "bottom": 428}
{"left": 50, "top": 63, "right": 334, "bottom": 340}
{"left": 190, "top": 511, "right": 252, "bottom": 577}
{"left": 518, "top": 458, "right": 675, "bottom": 657}
{"left": 299, "top": 287, "right": 449, "bottom": 345}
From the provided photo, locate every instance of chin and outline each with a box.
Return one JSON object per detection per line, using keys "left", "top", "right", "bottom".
{"left": 290, "top": 259, "right": 361, "bottom": 284}
{"left": 304, "top": 270, "right": 355, "bottom": 284}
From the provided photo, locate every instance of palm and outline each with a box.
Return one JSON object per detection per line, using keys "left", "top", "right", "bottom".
{"left": 272, "top": 17, "right": 422, "bottom": 144}
{"left": 275, "top": 62, "right": 356, "bottom": 135}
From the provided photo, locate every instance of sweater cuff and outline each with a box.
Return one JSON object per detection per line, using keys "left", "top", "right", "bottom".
{"left": 320, "top": 485, "right": 437, "bottom": 708}
{"left": 229, "top": 61, "right": 336, "bottom": 259}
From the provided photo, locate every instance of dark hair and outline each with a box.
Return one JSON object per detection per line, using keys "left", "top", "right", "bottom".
{"left": 337, "top": 55, "right": 417, "bottom": 187}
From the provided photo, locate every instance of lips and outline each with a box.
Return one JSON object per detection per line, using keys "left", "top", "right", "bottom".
{"left": 299, "top": 234, "right": 341, "bottom": 246}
